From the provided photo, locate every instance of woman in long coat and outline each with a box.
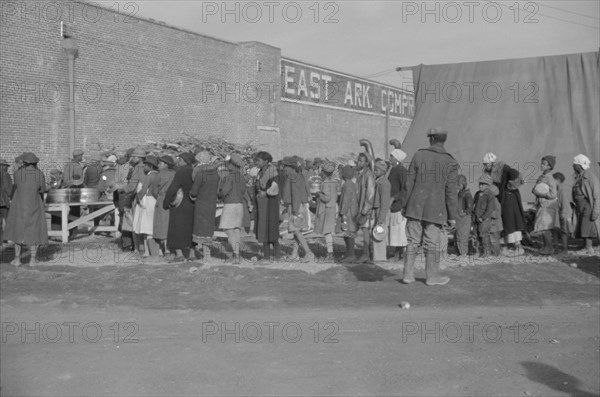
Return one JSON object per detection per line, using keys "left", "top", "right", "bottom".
{"left": 190, "top": 151, "right": 220, "bottom": 261}
{"left": 151, "top": 155, "right": 176, "bottom": 256}
{"left": 163, "top": 152, "right": 195, "bottom": 262}
{"left": 254, "top": 151, "right": 281, "bottom": 262}
{"left": 482, "top": 153, "right": 526, "bottom": 255}
{"left": 4, "top": 152, "right": 47, "bottom": 266}
{"left": 532, "top": 155, "right": 560, "bottom": 255}
{"left": 572, "top": 154, "right": 600, "bottom": 255}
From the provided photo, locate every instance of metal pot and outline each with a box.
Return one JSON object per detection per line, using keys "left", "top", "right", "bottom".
{"left": 79, "top": 188, "right": 100, "bottom": 203}
{"left": 309, "top": 176, "right": 323, "bottom": 194}
{"left": 46, "top": 188, "right": 78, "bottom": 204}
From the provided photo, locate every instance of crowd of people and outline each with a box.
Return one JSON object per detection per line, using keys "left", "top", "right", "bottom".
{"left": 1, "top": 127, "right": 599, "bottom": 286}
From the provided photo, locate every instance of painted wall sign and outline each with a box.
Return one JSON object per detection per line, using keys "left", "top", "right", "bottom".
{"left": 281, "top": 58, "right": 414, "bottom": 119}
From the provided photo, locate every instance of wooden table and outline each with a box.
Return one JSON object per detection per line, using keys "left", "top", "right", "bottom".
{"left": 46, "top": 201, "right": 120, "bottom": 243}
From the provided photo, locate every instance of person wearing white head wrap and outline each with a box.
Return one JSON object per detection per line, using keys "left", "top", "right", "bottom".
{"left": 572, "top": 154, "right": 600, "bottom": 254}
{"left": 483, "top": 152, "right": 497, "bottom": 164}
{"left": 573, "top": 154, "right": 591, "bottom": 170}
{"left": 390, "top": 149, "right": 407, "bottom": 163}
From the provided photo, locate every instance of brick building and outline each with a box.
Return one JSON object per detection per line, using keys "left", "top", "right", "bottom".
{"left": 0, "top": 0, "right": 413, "bottom": 171}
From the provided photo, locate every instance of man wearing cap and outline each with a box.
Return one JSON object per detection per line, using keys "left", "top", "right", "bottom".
{"left": 97, "top": 155, "right": 118, "bottom": 200}
{"left": 402, "top": 127, "right": 459, "bottom": 286}
{"left": 0, "top": 158, "right": 13, "bottom": 247}
{"left": 84, "top": 153, "right": 103, "bottom": 188}
{"left": 117, "top": 147, "right": 146, "bottom": 251}
{"left": 190, "top": 151, "right": 219, "bottom": 261}
{"left": 388, "top": 148, "right": 409, "bottom": 261}
{"left": 354, "top": 151, "right": 376, "bottom": 263}
{"left": 62, "top": 149, "right": 85, "bottom": 188}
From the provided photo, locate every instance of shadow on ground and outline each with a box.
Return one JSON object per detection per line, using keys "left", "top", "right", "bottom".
{"left": 520, "top": 361, "right": 597, "bottom": 397}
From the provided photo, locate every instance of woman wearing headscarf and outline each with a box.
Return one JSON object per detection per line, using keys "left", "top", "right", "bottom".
{"left": 532, "top": 155, "right": 560, "bottom": 255}
{"left": 253, "top": 151, "right": 281, "bottom": 263}
{"left": 372, "top": 159, "right": 392, "bottom": 263}
{"left": 482, "top": 152, "right": 527, "bottom": 255}
{"left": 572, "top": 154, "right": 600, "bottom": 255}
{"left": 190, "top": 151, "right": 219, "bottom": 261}
{"left": 151, "top": 155, "right": 176, "bottom": 256}
{"left": 4, "top": 152, "right": 47, "bottom": 266}
{"left": 163, "top": 152, "right": 195, "bottom": 262}
{"left": 0, "top": 158, "right": 13, "bottom": 247}
{"left": 218, "top": 153, "right": 246, "bottom": 264}
{"left": 388, "top": 148, "right": 408, "bottom": 261}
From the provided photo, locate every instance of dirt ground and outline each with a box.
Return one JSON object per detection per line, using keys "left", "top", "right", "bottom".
{"left": 1, "top": 233, "right": 599, "bottom": 396}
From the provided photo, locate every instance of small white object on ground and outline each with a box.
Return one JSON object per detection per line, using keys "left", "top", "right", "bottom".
{"left": 400, "top": 302, "right": 410, "bottom": 309}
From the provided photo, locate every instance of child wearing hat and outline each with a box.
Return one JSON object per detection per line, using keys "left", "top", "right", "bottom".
{"left": 474, "top": 175, "right": 503, "bottom": 257}
{"left": 314, "top": 162, "right": 339, "bottom": 262}
{"left": 455, "top": 174, "right": 473, "bottom": 257}
{"left": 532, "top": 155, "right": 560, "bottom": 255}
{"left": 552, "top": 172, "right": 574, "bottom": 254}
{"left": 132, "top": 156, "right": 159, "bottom": 256}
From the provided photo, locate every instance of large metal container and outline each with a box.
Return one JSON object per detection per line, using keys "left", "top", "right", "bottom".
{"left": 46, "top": 188, "right": 99, "bottom": 204}
{"left": 309, "top": 176, "right": 323, "bottom": 194}
{"left": 79, "top": 188, "right": 100, "bottom": 203}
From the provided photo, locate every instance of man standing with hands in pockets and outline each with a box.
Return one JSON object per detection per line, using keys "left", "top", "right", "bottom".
{"left": 402, "top": 127, "right": 459, "bottom": 286}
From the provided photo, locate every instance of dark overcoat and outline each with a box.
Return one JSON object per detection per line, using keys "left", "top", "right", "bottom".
{"left": 190, "top": 164, "right": 220, "bottom": 238}
{"left": 4, "top": 166, "right": 48, "bottom": 245}
{"left": 404, "top": 145, "right": 459, "bottom": 225}
{"left": 164, "top": 165, "right": 194, "bottom": 250}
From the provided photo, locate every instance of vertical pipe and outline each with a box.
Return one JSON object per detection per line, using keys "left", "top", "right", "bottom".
{"left": 384, "top": 108, "right": 390, "bottom": 158}
{"left": 67, "top": 53, "right": 76, "bottom": 155}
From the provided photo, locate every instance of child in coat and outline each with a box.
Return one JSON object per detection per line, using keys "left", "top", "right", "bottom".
{"left": 553, "top": 172, "right": 573, "bottom": 253}
{"left": 455, "top": 175, "right": 473, "bottom": 256}
{"left": 474, "top": 175, "right": 503, "bottom": 257}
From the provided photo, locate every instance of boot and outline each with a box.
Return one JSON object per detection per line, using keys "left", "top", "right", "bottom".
{"left": 341, "top": 237, "right": 356, "bottom": 263}
{"left": 402, "top": 246, "right": 417, "bottom": 284}
{"left": 480, "top": 235, "right": 491, "bottom": 258}
{"left": 425, "top": 251, "right": 449, "bottom": 286}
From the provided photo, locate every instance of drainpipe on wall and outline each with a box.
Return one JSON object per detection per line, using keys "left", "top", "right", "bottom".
{"left": 61, "top": 37, "right": 79, "bottom": 156}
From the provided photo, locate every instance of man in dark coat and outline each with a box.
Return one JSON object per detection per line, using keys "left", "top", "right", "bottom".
{"left": 0, "top": 158, "right": 13, "bottom": 247}
{"left": 190, "top": 151, "right": 219, "bottom": 261}
{"left": 402, "top": 127, "right": 459, "bottom": 286}
{"left": 163, "top": 152, "right": 195, "bottom": 262}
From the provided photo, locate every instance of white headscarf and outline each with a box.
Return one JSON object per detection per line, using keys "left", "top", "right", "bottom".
{"left": 391, "top": 149, "right": 407, "bottom": 162}
{"left": 573, "top": 154, "right": 590, "bottom": 170}
{"left": 483, "top": 152, "right": 497, "bottom": 164}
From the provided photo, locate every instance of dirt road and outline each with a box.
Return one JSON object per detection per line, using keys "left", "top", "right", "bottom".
{"left": 1, "top": 240, "right": 599, "bottom": 396}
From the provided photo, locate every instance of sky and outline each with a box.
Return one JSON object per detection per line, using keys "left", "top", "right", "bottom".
{"left": 100, "top": 1, "right": 599, "bottom": 87}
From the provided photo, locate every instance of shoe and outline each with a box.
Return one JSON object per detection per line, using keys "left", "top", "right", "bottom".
{"left": 10, "top": 259, "right": 21, "bottom": 267}
{"left": 426, "top": 276, "right": 450, "bottom": 286}
{"left": 401, "top": 277, "right": 415, "bottom": 284}
{"left": 300, "top": 254, "right": 314, "bottom": 263}
{"left": 340, "top": 255, "right": 356, "bottom": 264}
{"left": 539, "top": 247, "right": 554, "bottom": 255}
{"left": 356, "top": 253, "right": 370, "bottom": 264}
{"left": 322, "top": 253, "right": 336, "bottom": 263}
{"left": 169, "top": 256, "right": 185, "bottom": 263}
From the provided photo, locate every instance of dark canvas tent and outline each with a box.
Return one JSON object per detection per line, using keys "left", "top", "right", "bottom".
{"left": 401, "top": 51, "right": 600, "bottom": 203}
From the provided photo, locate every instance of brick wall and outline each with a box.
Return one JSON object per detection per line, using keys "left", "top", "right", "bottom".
{"left": 0, "top": 0, "right": 411, "bottom": 175}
